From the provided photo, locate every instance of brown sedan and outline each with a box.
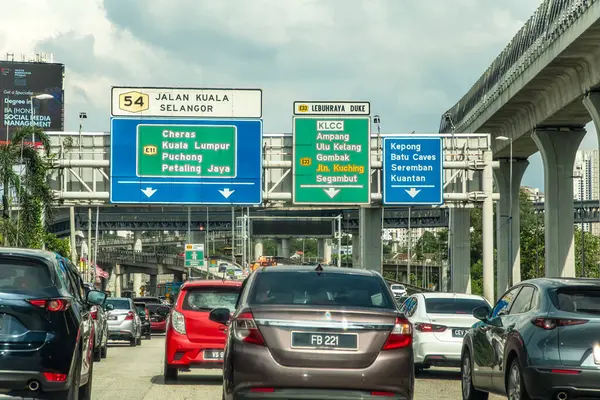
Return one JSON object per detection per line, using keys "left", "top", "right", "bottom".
{"left": 210, "top": 265, "right": 414, "bottom": 400}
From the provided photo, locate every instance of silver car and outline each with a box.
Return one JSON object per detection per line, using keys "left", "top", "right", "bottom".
{"left": 105, "top": 297, "right": 143, "bottom": 347}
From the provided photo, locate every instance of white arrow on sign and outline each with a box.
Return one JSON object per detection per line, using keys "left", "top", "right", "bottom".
{"left": 405, "top": 188, "right": 421, "bottom": 198}
{"left": 324, "top": 188, "right": 340, "bottom": 199}
{"left": 141, "top": 187, "right": 157, "bottom": 198}
{"left": 219, "top": 188, "right": 235, "bottom": 199}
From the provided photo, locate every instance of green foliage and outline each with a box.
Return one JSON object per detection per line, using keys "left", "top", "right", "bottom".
{"left": 575, "top": 227, "right": 600, "bottom": 278}
{"left": 44, "top": 233, "right": 71, "bottom": 258}
{"left": 414, "top": 229, "right": 448, "bottom": 261}
{"left": 0, "top": 126, "right": 55, "bottom": 249}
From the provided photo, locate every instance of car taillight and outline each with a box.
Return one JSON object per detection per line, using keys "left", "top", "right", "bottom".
{"left": 146, "top": 309, "right": 150, "bottom": 319}
{"left": 27, "top": 299, "right": 70, "bottom": 312}
{"left": 371, "top": 392, "right": 396, "bottom": 397}
{"left": 250, "top": 388, "right": 274, "bottom": 393}
{"left": 235, "top": 311, "right": 265, "bottom": 346}
{"left": 382, "top": 317, "right": 412, "bottom": 350}
{"left": 43, "top": 372, "right": 67, "bottom": 382}
{"left": 531, "top": 318, "right": 588, "bottom": 330}
{"left": 415, "top": 323, "right": 447, "bottom": 332}
{"left": 171, "top": 310, "right": 186, "bottom": 335}
{"left": 91, "top": 308, "right": 98, "bottom": 320}
{"left": 125, "top": 311, "right": 135, "bottom": 320}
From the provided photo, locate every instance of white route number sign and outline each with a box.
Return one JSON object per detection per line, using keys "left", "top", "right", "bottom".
{"left": 111, "top": 87, "right": 262, "bottom": 118}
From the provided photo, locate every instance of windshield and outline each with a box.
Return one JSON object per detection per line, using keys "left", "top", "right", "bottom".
{"left": 106, "top": 299, "right": 131, "bottom": 310}
{"left": 391, "top": 285, "right": 405, "bottom": 290}
{"left": 425, "top": 298, "right": 490, "bottom": 314}
{"left": 249, "top": 271, "right": 395, "bottom": 309}
{"left": 182, "top": 287, "right": 241, "bottom": 312}
{"left": 551, "top": 288, "right": 600, "bottom": 314}
{"left": 135, "top": 297, "right": 160, "bottom": 304}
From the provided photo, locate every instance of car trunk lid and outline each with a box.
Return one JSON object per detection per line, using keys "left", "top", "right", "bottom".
{"left": 252, "top": 305, "right": 398, "bottom": 369}
{"left": 178, "top": 285, "right": 241, "bottom": 344}
{"left": 426, "top": 313, "right": 478, "bottom": 342}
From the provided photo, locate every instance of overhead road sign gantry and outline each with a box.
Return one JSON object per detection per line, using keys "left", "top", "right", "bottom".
{"left": 111, "top": 87, "right": 262, "bottom": 118}
{"left": 294, "top": 101, "right": 370, "bottom": 116}
{"left": 293, "top": 116, "right": 371, "bottom": 205}
{"left": 382, "top": 135, "right": 443, "bottom": 206}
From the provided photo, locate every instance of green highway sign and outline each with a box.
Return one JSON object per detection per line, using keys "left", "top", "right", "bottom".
{"left": 137, "top": 124, "right": 236, "bottom": 178}
{"left": 293, "top": 116, "right": 371, "bottom": 205}
{"left": 184, "top": 243, "right": 204, "bottom": 268}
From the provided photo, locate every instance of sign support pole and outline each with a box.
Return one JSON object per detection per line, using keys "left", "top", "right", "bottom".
{"left": 187, "top": 207, "right": 191, "bottom": 279}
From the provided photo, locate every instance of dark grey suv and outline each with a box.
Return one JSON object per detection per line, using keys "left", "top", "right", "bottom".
{"left": 461, "top": 278, "right": 600, "bottom": 400}
{"left": 211, "top": 265, "right": 414, "bottom": 400}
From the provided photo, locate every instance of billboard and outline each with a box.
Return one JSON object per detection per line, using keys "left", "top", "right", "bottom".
{"left": 0, "top": 61, "right": 64, "bottom": 141}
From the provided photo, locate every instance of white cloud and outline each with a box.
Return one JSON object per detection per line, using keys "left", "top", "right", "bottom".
{"left": 1, "top": 0, "right": 549, "bottom": 186}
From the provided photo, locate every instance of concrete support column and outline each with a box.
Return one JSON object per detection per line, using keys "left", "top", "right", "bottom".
{"left": 133, "top": 231, "right": 142, "bottom": 252}
{"left": 358, "top": 207, "right": 383, "bottom": 273}
{"left": 114, "top": 264, "right": 122, "bottom": 297}
{"left": 450, "top": 208, "right": 471, "bottom": 294}
{"left": 351, "top": 233, "right": 360, "bottom": 268}
{"left": 532, "top": 127, "right": 586, "bottom": 278}
{"left": 493, "top": 158, "right": 529, "bottom": 297}
{"left": 323, "top": 239, "right": 332, "bottom": 264}
{"left": 149, "top": 275, "right": 157, "bottom": 296}
{"left": 132, "top": 273, "right": 143, "bottom": 296}
{"left": 254, "top": 240, "right": 264, "bottom": 259}
{"left": 583, "top": 92, "right": 600, "bottom": 147}
{"left": 279, "top": 238, "right": 291, "bottom": 258}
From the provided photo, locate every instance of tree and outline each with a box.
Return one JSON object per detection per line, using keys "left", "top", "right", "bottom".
{"left": 574, "top": 228, "right": 600, "bottom": 278}
{"left": 0, "top": 126, "right": 55, "bottom": 248}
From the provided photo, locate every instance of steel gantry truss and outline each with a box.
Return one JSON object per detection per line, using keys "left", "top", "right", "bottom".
{"left": 48, "top": 131, "right": 500, "bottom": 207}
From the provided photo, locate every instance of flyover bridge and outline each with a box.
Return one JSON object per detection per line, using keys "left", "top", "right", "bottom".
{"left": 439, "top": 0, "right": 600, "bottom": 296}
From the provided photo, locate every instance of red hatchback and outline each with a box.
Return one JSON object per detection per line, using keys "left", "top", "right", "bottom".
{"left": 164, "top": 279, "right": 242, "bottom": 382}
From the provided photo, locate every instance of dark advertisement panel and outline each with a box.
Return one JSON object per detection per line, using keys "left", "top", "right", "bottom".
{"left": 0, "top": 61, "right": 64, "bottom": 141}
{"left": 251, "top": 219, "right": 334, "bottom": 238}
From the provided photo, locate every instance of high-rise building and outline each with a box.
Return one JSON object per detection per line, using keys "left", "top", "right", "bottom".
{"left": 573, "top": 149, "right": 599, "bottom": 234}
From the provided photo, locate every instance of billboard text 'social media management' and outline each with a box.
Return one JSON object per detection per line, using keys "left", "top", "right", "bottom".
{"left": 388, "top": 142, "right": 436, "bottom": 183}
{"left": 314, "top": 120, "right": 364, "bottom": 185}
{"left": 137, "top": 126, "right": 236, "bottom": 178}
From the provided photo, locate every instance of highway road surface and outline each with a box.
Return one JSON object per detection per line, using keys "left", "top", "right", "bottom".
{"left": 91, "top": 334, "right": 504, "bottom": 400}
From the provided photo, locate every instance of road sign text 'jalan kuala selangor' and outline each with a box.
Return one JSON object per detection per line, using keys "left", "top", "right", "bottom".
{"left": 383, "top": 136, "right": 443, "bottom": 205}
{"left": 111, "top": 87, "right": 262, "bottom": 118}
{"left": 293, "top": 117, "right": 371, "bottom": 205}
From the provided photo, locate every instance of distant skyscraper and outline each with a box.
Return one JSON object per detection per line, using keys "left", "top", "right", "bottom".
{"left": 573, "top": 149, "right": 599, "bottom": 234}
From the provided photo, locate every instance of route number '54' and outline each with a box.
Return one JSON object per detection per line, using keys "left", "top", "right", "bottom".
{"left": 118, "top": 91, "right": 149, "bottom": 113}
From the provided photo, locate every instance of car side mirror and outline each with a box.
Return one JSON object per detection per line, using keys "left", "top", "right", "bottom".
{"left": 86, "top": 290, "right": 107, "bottom": 306}
{"left": 105, "top": 304, "right": 114, "bottom": 311}
{"left": 209, "top": 308, "right": 231, "bottom": 325}
{"left": 156, "top": 306, "right": 170, "bottom": 316}
{"left": 473, "top": 306, "right": 489, "bottom": 321}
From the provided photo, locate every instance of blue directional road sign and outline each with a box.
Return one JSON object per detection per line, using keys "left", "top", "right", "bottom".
{"left": 110, "top": 118, "right": 262, "bottom": 205}
{"left": 383, "top": 136, "right": 443, "bottom": 205}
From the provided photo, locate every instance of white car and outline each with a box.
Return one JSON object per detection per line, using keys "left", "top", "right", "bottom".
{"left": 399, "top": 292, "right": 491, "bottom": 370}
{"left": 390, "top": 284, "right": 407, "bottom": 298}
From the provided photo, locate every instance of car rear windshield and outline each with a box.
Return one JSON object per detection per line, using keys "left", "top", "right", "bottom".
{"left": 182, "top": 287, "right": 241, "bottom": 312}
{"left": 551, "top": 287, "right": 600, "bottom": 314}
{"left": 146, "top": 304, "right": 169, "bottom": 313}
{"left": 391, "top": 285, "right": 405, "bottom": 290}
{"left": 0, "top": 257, "right": 53, "bottom": 291}
{"left": 106, "top": 299, "right": 131, "bottom": 310}
{"left": 425, "top": 298, "right": 490, "bottom": 314}
{"left": 248, "top": 271, "right": 396, "bottom": 309}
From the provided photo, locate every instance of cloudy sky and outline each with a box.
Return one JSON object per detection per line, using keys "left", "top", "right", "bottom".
{"left": 2, "top": 0, "right": 597, "bottom": 190}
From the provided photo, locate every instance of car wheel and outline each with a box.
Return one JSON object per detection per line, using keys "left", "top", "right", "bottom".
{"left": 79, "top": 355, "right": 93, "bottom": 400}
{"left": 461, "top": 350, "right": 489, "bottom": 400}
{"left": 100, "top": 343, "right": 107, "bottom": 359}
{"left": 164, "top": 361, "right": 178, "bottom": 383}
{"left": 130, "top": 338, "right": 136, "bottom": 347}
{"left": 136, "top": 337, "right": 142, "bottom": 346}
{"left": 146, "top": 332, "right": 152, "bottom": 340}
{"left": 507, "top": 358, "right": 531, "bottom": 400}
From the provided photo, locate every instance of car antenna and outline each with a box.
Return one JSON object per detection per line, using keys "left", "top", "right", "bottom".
{"left": 315, "top": 263, "right": 323, "bottom": 275}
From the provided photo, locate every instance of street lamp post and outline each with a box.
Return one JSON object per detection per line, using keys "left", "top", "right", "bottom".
{"left": 496, "top": 136, "right": 513, "bottom": 286}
